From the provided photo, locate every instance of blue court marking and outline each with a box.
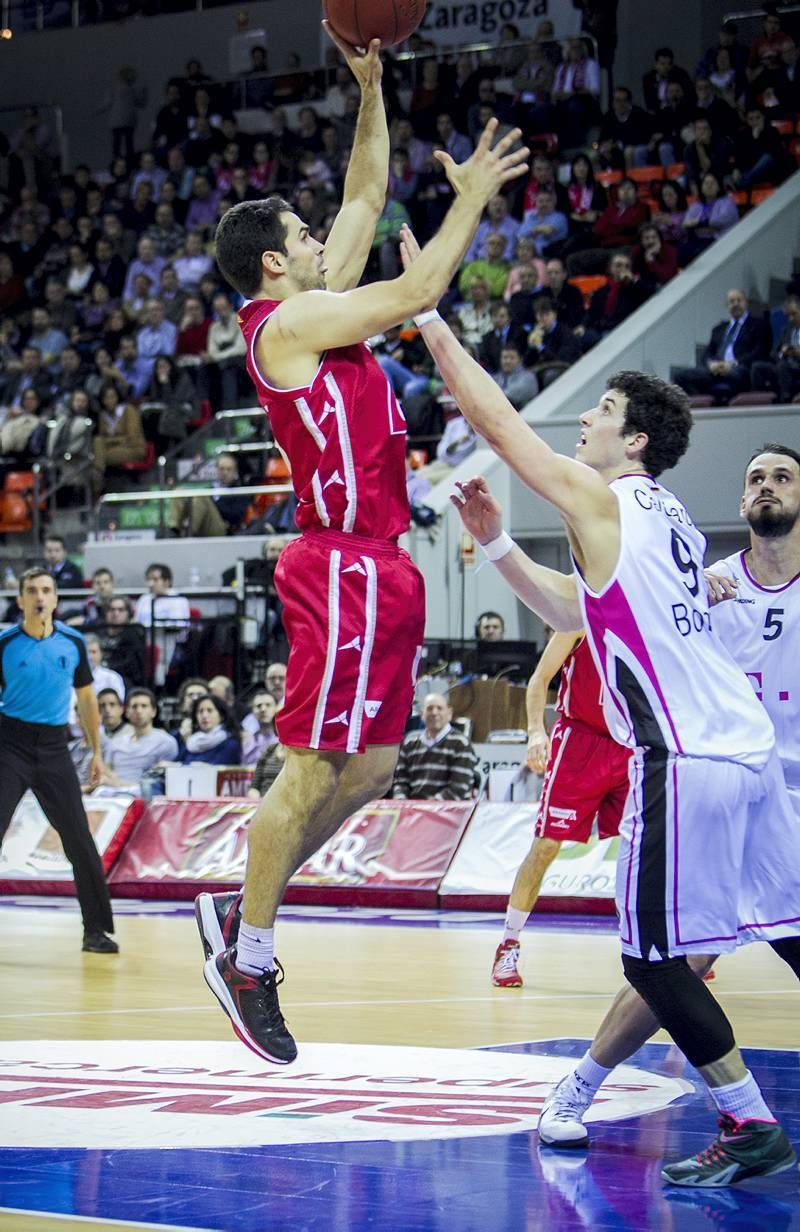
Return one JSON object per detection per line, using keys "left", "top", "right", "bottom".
{"left": 1, "top": 1040, "right": 797, "bottom": 1231}
{"left": 0, "top": 896, "right": 619, "bottom": 933}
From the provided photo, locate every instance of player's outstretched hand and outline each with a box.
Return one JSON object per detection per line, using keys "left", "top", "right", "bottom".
{"left": 399, "top": 223, "right": 421, "bottom": 273}
{"left": 704, "top": 569, "right": 738, "bottom": 606}
{"left": 450, "top": 476, "right": 505, "bottom": 544}
{"left": 526, "top": 728, "right": 549, "bottom": 775}
{"left": 435, "top": 119, "right": 529, "bottom": 206}
{"left": 322, "top": 22, "right": 382, "bottom": 90}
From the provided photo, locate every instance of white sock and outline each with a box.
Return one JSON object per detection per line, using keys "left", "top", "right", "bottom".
{"left": 503, "top": 905, "right": 530, "bottom": 943}
{"left": 709, "top": 1071, "right": 776, "bottom": 1123}
{"left": 571, "top": 1049, "right": 613, "bottom": 1100}
{"left": 235, "top": 922, "right": 276, "bottom": 976}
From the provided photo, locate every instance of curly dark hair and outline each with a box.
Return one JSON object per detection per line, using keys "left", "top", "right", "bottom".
{"left": 607, "top": 370, "right": 692, "bottom": 477}
{"left": 214, "top": 196, "right": 291, "bottom": 298}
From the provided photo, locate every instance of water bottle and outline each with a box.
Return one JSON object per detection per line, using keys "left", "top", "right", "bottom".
{"left": 189, "top": 565, "right": 201, "bottom": 589}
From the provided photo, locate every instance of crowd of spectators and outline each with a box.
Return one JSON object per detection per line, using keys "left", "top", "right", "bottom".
{"left": 2, "top": 9, "right": 800, "bottom": 510}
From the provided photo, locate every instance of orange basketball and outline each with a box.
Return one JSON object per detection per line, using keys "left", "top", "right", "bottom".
{"left": 323, "top": 0, "right": 426, "bottom": 48}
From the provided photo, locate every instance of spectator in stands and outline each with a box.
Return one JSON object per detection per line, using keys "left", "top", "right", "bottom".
{"left": 91, "top": 383, "right": 146, "bottom": 494}
{"left": 479, "top": 302, "right": 527, "bottom": 372}
{"left": 652, "top": 178, "right": 689, "bottom": 246}
{"left": 64, "top": 566, "right": 115, "bottom": 627}
{"left": 415, "top": 404, "right": 477, "bottom": 482}
{"left": 542, "top": 256, "right": 584, "bottom": 328}
{"left": 582, "top": 251, "right": 651, "bottom": 339}
{"left": 92, "top": 236, "right": 127, "bottom": 301}
{"left": 493, "top": 343, "right": 538, "bottom": 411}
{"left": 392, "top": 693, "right": 478, "bottom": 801}
{"left": 477, "top": 611, "right": 505, "bottom": 641}
{"left": 503, "top": 235, "right": 546, "bottom": 306}
{"left": 734, "top": 103, "right": 791, "bottom": 191}
{"left": 99, "top": 597, "right": 146, "bottom": 690}
{"left": 137, "top": 298, "right": 177, "bottom": 366}
{"left": 772, "top": 40, "right": 800, "bottom": 116}
{"left": 140, "top": 355, "right": 197, "bottom": 454}
{"left": 648, "top": 79, "right": 695, "bottom": 168}
{"left": 642, "top": 46, "right": 694, "bottom": 113}
{"left": 178, "top": 694, "right": 240, "bottom": 766}
{"left": 570, "top": 177, "right": 650, "bottom": 274}
{"left": 526, "top": 296, "right": 581, "bottom": 387}
{"left": 672, "top": 288, "right": 771, "bottom": 404}
{"left": 630, "top": 222, "right": 679, "bottom": 293}
{"left": 97, "top": 64, "right": 146, "bottom": 164}
{"left": 27, "top": 306, "right": 68, "bottom": 371}
{"left": 1, "top": 345, "right": 53, "bottom": 411}
{"left": 168, "top": 450, "right": 250, "bottom": 538}
{"left": 457, "top": 278, "right": 494, "bottom": 349}
{"left": 374, "top": 325, "right": 432, "bottom": 400}
{"left": 97, "top": 688, "right": 129, "bottom": 740}
{"left": 552, "top": 37, "right": 601, "bottom": 148}
{"left": 465, "top": 193, "right": 521, "bottom": 264}
{"left": 0, "top": 387, "right": 43, "bottom": 457}
{"left": 597, "top": 85, "right": 653, "bottom": 170}
{"left": 247, "top": 740, "right": 286, "bottom": 798}
{"left": 435, "top": 111, "right": 472, "bottom": 164}
{"left": 153, "top": 82, "right": 189, "bottom": 155}
{"left": 751, "top": 294, "right": 800, "bottom": 403}
{"left": 145, "top": 202, "right": 184, "bottom": 261}
{"left": 104, "top": 688, "right": 179, "bottom": 787}
{"left": 123, "top": 236, "right": 165, "bottom": 304}
{"left": 123, "top": 272, "right": 156, "bottom": 327}
{"left": 43, "top": 534, "right": 83, "bottom": 588}
{"left": 562, "top": 155, "right": 608, "bottom": 259}
{"left": 158, "top": 265, "right": 188, "bottom": 326}
{"left": 747, "top": 7, "right": 795, "bottom": 80}
{"left": 521, "top": 187, "right": 568, "bottom": 258}
{"left": 697, "top": 21, "right": 749, "bottom": 83}
{"left": 264, "top": 661, "right": 287, "bottom": 707}
{"left": 683, "top": 116, "right": 734, "bottom": 196}
{"left": 459, "top": 232, "right": 511, "bottom": 301}
{"left": 693, "top": 76, "right": 739, "bottom": 140}
{"left": 85, "top": 633, "right": 126, "bottom": 701}
{"left": 64, "top": 244, "right": 96, "bottom": 300}
{"left": 241, "top": 689, "right": 279, "bottom": 766}
{"left": 679, "top": 171, "right": 740, "bottom": 264}
{"left": 175, "top": 295, "right": 211, "bottom": 389}
{"left": 173, "top": 230, "right": 214, "bottom": 293}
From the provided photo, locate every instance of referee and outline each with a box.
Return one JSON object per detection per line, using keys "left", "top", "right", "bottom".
{"left": 0, "top": 568, "right": 117, "bottom": 953}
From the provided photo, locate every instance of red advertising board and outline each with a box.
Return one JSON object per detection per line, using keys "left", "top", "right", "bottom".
{"left": 110, "top": 798, "right": 476, "bottom": 905}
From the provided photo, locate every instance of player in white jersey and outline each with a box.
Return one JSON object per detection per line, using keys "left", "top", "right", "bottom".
{"left": 531, "top": 444, "right": 800, "bottom": 1160}
{"left": 399, "top": 226, "right": 800, "bottom": 1187}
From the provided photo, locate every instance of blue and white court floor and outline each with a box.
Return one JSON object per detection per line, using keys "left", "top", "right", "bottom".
{"left": 0, "top": 899, "right": 797, "bottom": 1231}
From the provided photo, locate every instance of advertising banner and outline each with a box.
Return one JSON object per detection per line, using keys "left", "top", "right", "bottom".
{"left": 417, "top": 0, "right": 581, "bottom": 47}
{"left": 0, "top": 792, "right": 141, "bottom": 891}
{"left": 440, "top": 800, "right": 618, "bottom": 912}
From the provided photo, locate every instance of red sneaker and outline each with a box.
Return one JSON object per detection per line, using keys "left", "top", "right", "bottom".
{"left": 492, "top": 939, "right": 523, "bottom": 987}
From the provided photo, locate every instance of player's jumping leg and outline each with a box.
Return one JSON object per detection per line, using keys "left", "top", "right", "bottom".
{"left": 492, "top": 837, "right": 561, "bottom": 987}
{"left": 201, "top": 743, "right": 397, "bottom": 1063}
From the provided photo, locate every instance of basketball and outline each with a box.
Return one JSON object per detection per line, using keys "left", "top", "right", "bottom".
{"left": 323, "top": 0, "right": 426, "bottom": 48}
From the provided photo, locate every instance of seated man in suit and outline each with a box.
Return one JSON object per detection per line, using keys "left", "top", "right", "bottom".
{"left": 750, "top": 294, "right": 800, "bottom": 404}
{"left": 672, "top": 288, "right": 772, "bottom": 404}
{"left": 493, "top": 343, "right": 538, "bottom": 411}
{"left": 479, "top": 301, "right": 528, "bottom": 372}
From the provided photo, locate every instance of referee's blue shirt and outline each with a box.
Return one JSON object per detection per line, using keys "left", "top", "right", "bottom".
{"left": 0, "top": 621, "right": 92, "bottom": 726}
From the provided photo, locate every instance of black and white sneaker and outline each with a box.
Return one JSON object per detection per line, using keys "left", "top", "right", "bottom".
{"left": 661, "top": 1115, "right": 797, "bottom": 1187}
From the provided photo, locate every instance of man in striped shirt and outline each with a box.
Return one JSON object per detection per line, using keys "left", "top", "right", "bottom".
{"left": 391, "top": 693, "right": 478, "bottom": 801}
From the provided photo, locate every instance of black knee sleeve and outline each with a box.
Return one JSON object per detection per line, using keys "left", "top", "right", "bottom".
{"left": 769, "top": 936, "right": 800, "bottom": 980}
{"left": 622, "top": 953, "right": 736, "bottom": 1069}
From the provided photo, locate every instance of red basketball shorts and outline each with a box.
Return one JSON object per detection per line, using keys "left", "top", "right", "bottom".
{"left": 274, "top": 529, "right": 426, "bottom": 754}
{"left": 534, "top": 717, "right": 631, "bottom": 842}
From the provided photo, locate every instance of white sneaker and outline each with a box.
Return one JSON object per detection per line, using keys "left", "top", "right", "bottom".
{"left": 538, "top": 1074, "right": 591, "bottom": 1148}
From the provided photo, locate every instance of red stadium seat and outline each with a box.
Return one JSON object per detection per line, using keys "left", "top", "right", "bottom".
{"left": 728, "top": 391, "right": 777, "bottom": 407}
{"left": 120, "top": 441, "right": 156, "bottom": 474}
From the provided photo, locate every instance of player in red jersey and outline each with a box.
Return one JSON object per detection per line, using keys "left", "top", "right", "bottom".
{"left": 491, "top": 630, "right": 631, "bottom": 987}
{"left": 194, "top": 28, "right": 529, "bottom": 1064}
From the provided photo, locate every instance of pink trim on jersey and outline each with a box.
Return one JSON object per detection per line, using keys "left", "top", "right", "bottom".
{"left": 346, "top": 555, "right": 378, "bottom": 753}
{"left": 740, "top": 549, "right": 800, "bottom": 594}
{"left": 582, "top": 580, "right": 684, "bottom": 754}
{"left": 672, "top": 757, "right": 681, "bottom": 946}
{"left": 619, "top": 754, "right": 644, "bottom": 949}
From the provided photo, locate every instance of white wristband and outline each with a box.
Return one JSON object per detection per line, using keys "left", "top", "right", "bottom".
{"left": 480, "top": 531, "right": 514, "bottom": 562}
{"left": 413, "top": 309, "right": 442, "bottom": 328}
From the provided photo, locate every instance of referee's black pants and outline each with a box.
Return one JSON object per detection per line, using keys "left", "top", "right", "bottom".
{"left": 0, "top": 716, "right": 114, "bottom": 935}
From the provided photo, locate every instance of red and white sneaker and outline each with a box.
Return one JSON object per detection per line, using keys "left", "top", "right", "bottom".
{"left": 492, "top": 939, "right": 523, "bottom": 987}
{"left": 703, "top": 967, "right": 716, "bottom": 982}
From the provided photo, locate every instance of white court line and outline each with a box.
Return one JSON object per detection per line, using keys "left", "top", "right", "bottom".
{"left": 0, "top": 1209, "right": 210, "bottom": 1231}
{"left": 0, "top": 988, "right": 798, "bottom": 1020}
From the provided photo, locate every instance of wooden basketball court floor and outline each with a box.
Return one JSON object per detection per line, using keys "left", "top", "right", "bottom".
{"left": 1, "top": 896, "right": 798, "bottom": 1231}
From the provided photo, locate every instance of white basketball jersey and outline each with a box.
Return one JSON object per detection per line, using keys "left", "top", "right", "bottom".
{"left": 709, "top": 549, "right": 799, "bottom": 789}
{"left": 573, "top": 473, "right": 774, "bottom": 766}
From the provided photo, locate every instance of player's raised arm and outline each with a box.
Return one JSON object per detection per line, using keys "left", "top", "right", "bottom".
{"left": 400, "top": 225, "right": 614, "bottom": 532}
{"left": 321, "top": 30, "right": 388, "bottom": 292}
{"left": 525, "top": 629, "right": 582, "bottom": 774}
{"left": 452, "top": 476, "right": 582, "bottom": 631}
{"left": 273, "top": 121, "right": 529, "bottom": 353}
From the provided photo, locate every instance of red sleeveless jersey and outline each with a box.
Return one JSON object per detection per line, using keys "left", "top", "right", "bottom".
{"left": 555, "top": 635, "right": 608, "bottom": 734}
{"left": 239, "top": 298, "right": 410, "bottom": 540}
